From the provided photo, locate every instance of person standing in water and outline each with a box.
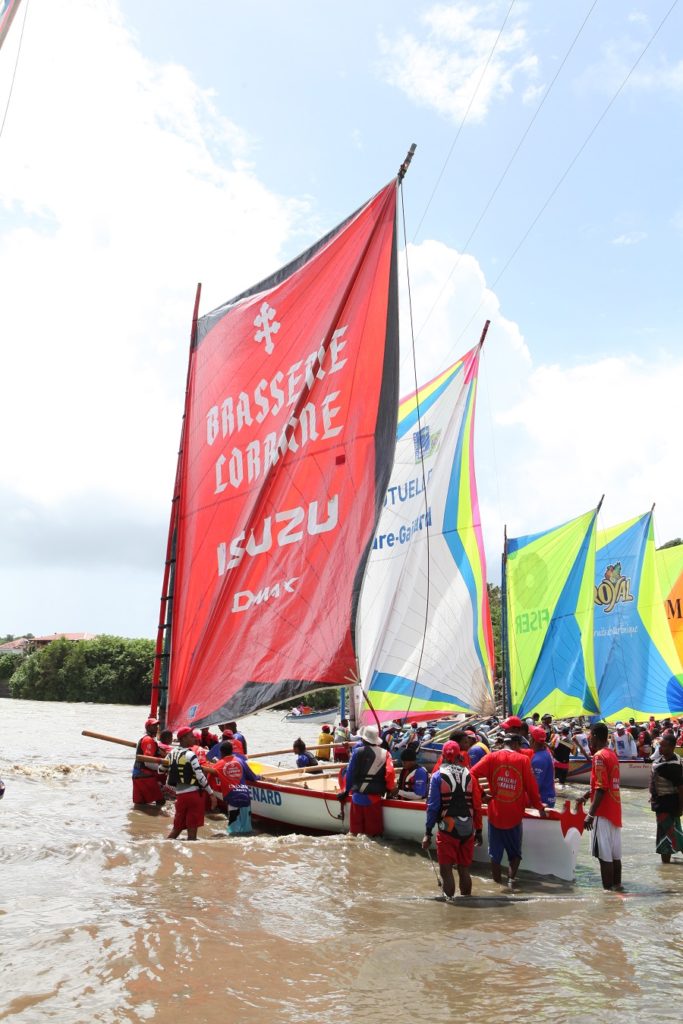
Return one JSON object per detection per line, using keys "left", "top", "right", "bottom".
{"left": 580, "top": 722, "right": 623, "bottom": 890}
{"left": 649, "top": 733, "right": 683, "bottom": 863}
{"left": 165, "top": 727, "right": 217, "bottom": 840}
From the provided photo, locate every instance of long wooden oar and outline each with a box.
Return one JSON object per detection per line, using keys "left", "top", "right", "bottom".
{"left": 82, "top": 729, "right": 136, "bottom": 748}
{"left": 257, "top": 763, "right": 342, "bottom": 779}
{"left": 247, "top": 741, "right": 352, "bottom": 759}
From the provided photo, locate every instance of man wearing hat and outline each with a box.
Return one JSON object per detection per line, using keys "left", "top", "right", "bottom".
{"left": 530, "top": 726, "right": 555, "bottom": 807}
{"left": 501, "top": 716, "right": 531, "bottom": 750}
{"left": 165, "top": 726, "right": 217, "bottom": 840}
{"left": 422, "top": 741, "right": 483, "bottom": 897}
{"left": 337, "top": 725, "right": 396, "bottom": 836}
{"left": 611, "top": 722, "right": 637, "bottom": 759}
{"left": 471, "top": 733, "right": 546, "bottom": 886}
{"left": 132, "top": 717, "right": 165, "bottom": 807}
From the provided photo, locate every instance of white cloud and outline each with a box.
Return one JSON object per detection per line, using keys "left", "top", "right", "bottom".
{"left": 0, "top": 0, "right": 310, "bottom": 515}
{"left": 577, "top": 35, "right": 683, "bottom": 97}
{"left": 377, "top": 2, "right": 539, "bottom": 122}
{"left": 611, "top": 231, "right": 647, "bottom": 245}
{"left": 397, "top": 239, "right": 682, "bottom": 573}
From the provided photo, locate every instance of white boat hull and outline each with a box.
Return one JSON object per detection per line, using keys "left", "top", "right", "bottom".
{"left": 248, "top": 774, "right": 584, "bottom": 882}
{"left": 281, "top": 709, "right": 337, "bottom": 724}
{"left": 566, "top": 758, "right": 651, "bottom": 788}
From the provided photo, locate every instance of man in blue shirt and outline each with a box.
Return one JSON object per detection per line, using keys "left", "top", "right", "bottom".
{"left": 530, "top": 725, "right": 556, "bottom": 807}
{"left": 395, "top": 748, "right": 429, "bottom": 800}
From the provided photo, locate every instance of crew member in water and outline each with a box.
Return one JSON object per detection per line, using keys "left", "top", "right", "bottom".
{"left": 132, "top": 717, "right": 165, "bottom": 808}
{"left": 471, "top": 732, "right": 546, "bottom": 888}
{"left": 206, "top": 740, "right": 260, "bottom": 835}
{"left": 337, "top": 724, "right": 396, "bottom": 837}
{"left": 317, "top": 724, "right": 334, "bottom": 761}
{"left": 165, "top": 726, "right": 217, "bottom": 840}
{"left": 580, "top": 722, "right": 623, "bottom": 891}
{"left": 423, "top": 740, "right": 482, "bottom": 898}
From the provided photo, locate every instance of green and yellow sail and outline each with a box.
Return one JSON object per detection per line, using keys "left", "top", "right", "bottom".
{"left": 504, "top": 505, "right": 600, "bottom": 719}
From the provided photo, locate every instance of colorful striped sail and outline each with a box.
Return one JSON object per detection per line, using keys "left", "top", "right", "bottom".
{"left": 656, "top": 543, "right": 683, "bottom": 668}
{"left": 357, "top": 339, "right": 495, "bottom": 723}
{"left": 504, "top": 506, "right": 600, "bottom": 719}
{"left": 594, "top": 512, "right": 683, "bottom": 721}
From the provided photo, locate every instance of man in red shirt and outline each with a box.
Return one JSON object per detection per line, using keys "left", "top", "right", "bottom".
{"left": 132, "top": 717, "right": 165, "bottom": 807}
{"left": 471, "top": 733, "right": 546, "bottom": 886}
{"left": 580, "top": 721, "right": 623, "bottom": 890}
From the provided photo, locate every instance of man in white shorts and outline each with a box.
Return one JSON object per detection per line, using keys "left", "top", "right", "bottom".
{"left": 580, "top": 722, "right": 623, "bottom": 890}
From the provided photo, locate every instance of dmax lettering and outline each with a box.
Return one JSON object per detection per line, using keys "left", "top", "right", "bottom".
{"left": 232, "top": 578, "right": 299, "bottom": 613}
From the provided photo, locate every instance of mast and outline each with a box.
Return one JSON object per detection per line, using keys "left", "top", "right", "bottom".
{"left": 500, "top": 525, "right": 509, "bottom": 717}
{"left": 150, "top": 283, "right": 202, "bottom": 725}
{"left": 0, "top": 0, "right": 23, "bottom": 53}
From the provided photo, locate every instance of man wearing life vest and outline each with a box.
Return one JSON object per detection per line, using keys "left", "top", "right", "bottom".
{"left": 395, "top": 747, "right": 429, "bottom": 800}
{"left": 132, "top": 717, "right": 165, "bottom": 807}
{"left": 337, "top": 724, "right": 396, "bottom": 837}
{"left": 165, "top": 726, "right": 217, "bottom": 840}
{"left": 422, "top": 740, "right": 482, "bottom": 897}
{"left": 207, "top": 740, "right": 260, "bottom": 835}
{"left": 471, "top": 733, "right": 546, "bottom": 887}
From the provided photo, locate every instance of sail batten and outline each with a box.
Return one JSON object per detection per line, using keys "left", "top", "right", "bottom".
{"left": 163, "top": 182, "right": 400, "bottom": 729}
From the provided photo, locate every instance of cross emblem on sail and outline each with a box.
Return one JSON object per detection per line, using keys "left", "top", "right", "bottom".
{"left": 253, "top": 301, "right": 280, "bottom": 354}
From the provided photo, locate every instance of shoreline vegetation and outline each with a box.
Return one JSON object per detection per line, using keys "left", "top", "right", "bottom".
{"left": 0, "top": 585, "right": 504, "bottom": 707}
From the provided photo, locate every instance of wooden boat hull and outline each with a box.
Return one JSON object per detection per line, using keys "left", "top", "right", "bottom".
{"left": 248, "top": 775, "right": 584, "bottom": 882}
{"left": 565, "top": 757, "right": 651, "bottom": 788}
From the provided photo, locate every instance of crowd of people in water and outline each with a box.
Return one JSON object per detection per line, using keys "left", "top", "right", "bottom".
{"left": 131, "top": 710, "right": 683, "bottom": 898}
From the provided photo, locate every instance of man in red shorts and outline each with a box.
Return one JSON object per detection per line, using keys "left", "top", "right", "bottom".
{"left": 422, "top": 740, "right": 483, "bottom": 897}
{"left": 132, "top": 717, "right": 165, "bottom": 807}
{"left": 337, "top": 725, "right": 396, "bottom": 836}
{"left": 165, "top": 726, "right": 217, "bottom": 840}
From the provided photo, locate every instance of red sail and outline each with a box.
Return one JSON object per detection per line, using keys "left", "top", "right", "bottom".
{"left": 163, "top": 182, "right": 399, "bottom": 728}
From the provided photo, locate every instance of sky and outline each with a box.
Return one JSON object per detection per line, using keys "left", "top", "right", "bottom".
{"left": 0, "top": 0, "right": 681, "bottom": 639}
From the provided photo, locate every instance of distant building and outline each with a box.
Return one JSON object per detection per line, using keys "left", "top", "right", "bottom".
{"left": 32, "top": 632, "right": 97, "bottom": 650}
{"left": 0, "top": 637, "right": 32, "bottom": 656}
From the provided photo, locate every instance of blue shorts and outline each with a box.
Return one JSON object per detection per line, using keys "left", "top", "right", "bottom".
{"left": 488, "top": 822, "right": 523, "bottom": 864}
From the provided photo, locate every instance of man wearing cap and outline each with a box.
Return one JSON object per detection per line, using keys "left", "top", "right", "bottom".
{"left": 530, "top": 727, "right": 556, "bottom": 807}
{"left": 471, "top": 733, "right": 546, "bottom": 886}
{"left": 610, "top": 722, "right": 637, "bottom": 759}
{"left": 132, "top": 717, "right": 165, "bottom": 807}
{"left": 395, "top": 747, "right": 429, "bottom": 801}
{"left": 422, "top": 741, "right": 483, "bottom": 897}
{"left": 165, "top": 727, "right": 217, "bottom": 840}
{"left": 337, "top": 725, "right": 396, "bottom": 837}
{"left": 501, "top": 716, "right": 531, "bottom": 751}
{"left": 580, "top": 722, "right": 623, "bottom": 889}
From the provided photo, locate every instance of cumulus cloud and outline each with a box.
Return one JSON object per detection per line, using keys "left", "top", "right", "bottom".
{"left": 397, "top": 239, "right": 682, "bottom": 573}
{"left": 577, "top": 30, "right": 683, "bottom": 97}
{"left": 377, "top": 2, "right": 539, "bottom": 123}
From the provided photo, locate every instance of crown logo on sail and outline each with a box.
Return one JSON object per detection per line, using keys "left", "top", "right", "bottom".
{"left": 253, "top": 301, "right": 280, "bottom": 355}
{"left": 595, "top": 561, "right": 634, "bottom": 614}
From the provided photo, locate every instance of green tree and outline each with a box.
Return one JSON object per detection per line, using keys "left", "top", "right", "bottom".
{"left": 659, "top": 538, "right": 683, "bottom": 550}
{"left": 0, "top": 654, "right": 19, "bottom": 681}
{"left": 9, "top": 635, "right": 155, "bottom": 704}
{"left": 488, "top": 583, "right": 503, "bottom": 680}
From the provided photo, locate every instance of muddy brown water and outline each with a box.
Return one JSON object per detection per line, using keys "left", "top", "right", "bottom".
{"left": 1, "top": 698, "right": 682, "bottom": 1023}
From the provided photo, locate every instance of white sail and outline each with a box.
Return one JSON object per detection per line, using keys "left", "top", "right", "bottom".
{"left": 357, "top": 340, "right": 495, "bottom": 723}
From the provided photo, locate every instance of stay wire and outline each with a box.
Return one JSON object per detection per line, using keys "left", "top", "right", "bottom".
{"left": 424, "top": 0, "right": 681, "bottom": 363}
{"left": 0, "top": 0, "right": 30, "bottom": 142}
{"left": 412, "top": 0, "right": 518, "bottom": 243}
{"left": 400, "top": 180, "right": 432, "bottom": 723}
{"left": 417, "top": 0, "right": 601, "bottom": 339}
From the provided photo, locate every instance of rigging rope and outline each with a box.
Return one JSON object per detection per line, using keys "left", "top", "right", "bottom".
{"left": 429, "top": 0, "right": 680, "bottom": 365}
{"left": 0, "top": 0, "right": 30, "bottom": 141}
{"left": 400, "top": 180, "right": 433, "bottom": 723}
{"left": 412, "top": 0, "right": 518, "bottom": 243}
{"left": 416, "top": 0, "right": 601, "bottom": 340}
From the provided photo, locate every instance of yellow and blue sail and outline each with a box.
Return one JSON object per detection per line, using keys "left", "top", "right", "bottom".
{"left": 594, "top": 512, "right": 683, "bottom": 721}
{"left": 358, "top": 343, "right": 495, "bottom": 722}
{"left": 505, "top": 506, "right": 600, "bottom": 719}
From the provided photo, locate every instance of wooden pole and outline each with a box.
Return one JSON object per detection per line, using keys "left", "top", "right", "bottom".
{"left": 82, "top": 730, "right": 136, "bottom": 748}
{"left": 246, "top": 742, "right": 352, "bottom": 759}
